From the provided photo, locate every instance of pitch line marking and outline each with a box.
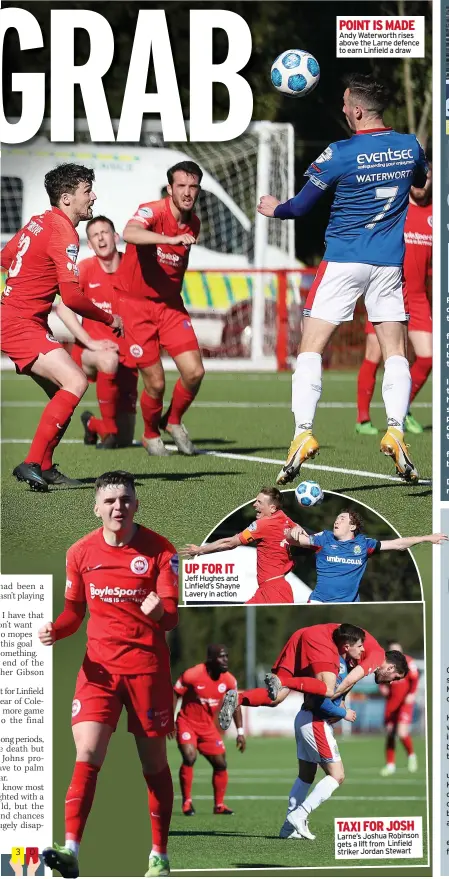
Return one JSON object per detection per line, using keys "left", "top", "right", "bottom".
{"left": 0, "top": 400, "right": 432, "bottom": 409}
{"left": 173, "top": 795, "right": 425, "bottom": 801}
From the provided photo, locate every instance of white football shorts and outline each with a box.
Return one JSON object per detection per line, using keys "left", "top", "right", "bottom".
{"left": 294, "top": 708, "right": 341, "bottom": 764}
{"left": 303, "top": 261, "right": 407, "bottom": 325}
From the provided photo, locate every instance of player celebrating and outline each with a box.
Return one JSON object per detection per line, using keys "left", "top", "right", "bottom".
{"left": 258, "top": 74, "right": 429, "bottom": 484}
{"left": 182, "top": 487, "right": 306, "bottom": 604}
{"left": 56, "top": 215, "right": 138, "bottom": 448}
{"left": 280, "top": 654, "right": 356, "bottom": 841}
{"left": 115, "top": 161, "right": 205, "bottom": 456}
{"left": 38, "top": 471, "right": 178, "bottom": 878}
{"left": 285, "top": 509, "right": 447, "bottom": 603}
{"left": 0, "top": 164, "right": 123, "bottom": 491}
{"left": 379, "top": 641, "right": 420, "bottom": 776}
{"left": 356, "top": 185, "right": 432, "bottom": 435}
{"left": 173, "top": 644, "right": 245, "bottom": 816}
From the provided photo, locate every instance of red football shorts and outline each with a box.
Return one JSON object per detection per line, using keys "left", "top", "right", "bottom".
{"left": 272, "top": 631, "right": 337, "bottom": 678}
{"left": 1, "top": 315, "right": 62, "bottom": 373}
{"left": 246, "top": 577, "right": 294, "bottom": 605}
{"left": 116, "top": 295, "right": 200, "bottom": 368}
{"left": 71, "top": 655, "right": 174, "bottom": 737}
{"left": 365, "top": 291, "right": 431, "bottom": 335}
{"left": 385, "top": 701, "right": 414, "bottom": 727}
{"left": 176, "top": 716, "right": 226, "bottom": 755}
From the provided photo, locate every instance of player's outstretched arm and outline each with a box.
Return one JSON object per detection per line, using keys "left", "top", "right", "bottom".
{"left": 123, "top": 221, "right": 196, "bottom": 248}
{"left": 284, "top": 526, "right": 313, "bottom": 548}
{"left": 55, "top": 302, "right": 119, "bottom": 352}
{"left": 232, "top": 704, "right": 246, "bottom": 752}
{"left": 380, "top": 533, "right": 448, "bottom": 551}
{"left": 180, "top": 535, "right": 242, "bottom": 558}
{"left": 258, "top": 180, "right": 325, "bottom": 220}
{"left": 332, "top": 665, "right": 365, "bottom": 700}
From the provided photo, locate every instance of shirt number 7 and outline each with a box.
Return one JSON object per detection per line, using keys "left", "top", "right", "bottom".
{"left": 365, "top": 186, "right": 399, "bottom": 230}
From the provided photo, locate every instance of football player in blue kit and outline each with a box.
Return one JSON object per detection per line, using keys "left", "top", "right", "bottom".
{"left": 257, "top": 74, "right": 430, "bottom": 485}
{"left": 285, "top": 509, "right": 447, "bottom": 603}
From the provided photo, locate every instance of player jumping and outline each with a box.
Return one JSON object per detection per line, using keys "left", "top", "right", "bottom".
{"left": 379, "top": 641, "right": 420, "bottom": 776}
{"left": 172, "top": 644, "right": 245, "bottom": 816}
{"left": 285, "top": 509, "right": 447, "bottom": 603}
{"left": 1, "top": 164, "right": 124, "bottom": 491}
{"left": 181, "top": 487, "right": 307, "bottom": 604}
{"left": 38, "top": 471, "right": 178, "bottom": 878}
{"left": 56, "top": 215, "right": 138, "bottom": 448}
{"left": 258, "top": 74, "right": 429, "bottom": 484}
{"left": 356, "top": 182, "right": 432, "bottom": 435}
{"left": 115, "top": 161, "right": 205, "bottom": 456}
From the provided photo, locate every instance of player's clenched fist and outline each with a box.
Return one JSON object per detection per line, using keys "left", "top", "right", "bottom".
{"left": 38, "top": 622, "right": 55, "bottom": 646}
{"left": 140, "top": 592, "right": 164, "bottom": 621}
{"left": 345, "top": 708, "right": 356, "bottom": 723}
{"left": 285, "top": 525, "right": 308, "bottom": 542}
{"left": 110, "top": 314, "right": 125, "bottom": 337}
{"left": 170, "top": 233, "right": 196, "bottom": 246}
{"left": 257, "top": 195, "right": 280, "bottom": 217}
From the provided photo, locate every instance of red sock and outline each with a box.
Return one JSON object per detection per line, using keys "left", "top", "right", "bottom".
{"left": 117, "top": 365, "right": 138, "bottom": 414}
{"left": 65, "top": 761, "right": 100, "bottom": 843}
{"left": 239, "top": 688, "right": 274, "bottom": 707}
{"left": 386, "top": 747, "right": 395, "bottom": 764}
{"left": 400, "top": 735, "right": 414, "bottom": 756}
{"left": 141, "top": 389, "right": 163, "bottom": 439}
{"left": 179, "top": 764, "right": 193, "bottom": 802}
{"left": 357, "top": 359, "right": 379, "bottom": 423}
{"left": 410, "top": 356, "right": 432, "bottom": 403}
{"left": 144, "top": 765, "right": 173, "bottom": 854}
{"left": 212, "top": 769, "right": 228, "bottom": 807}
{"left": 166, "top": 379, "right": 197, "bottom": 425}
{"left": 41, "top": 418, "right": 70, "bottom": 470}
{"left": 25, "top": 390, "right": 80, "bottom": 468}
{"left": 87, "top": 372, "right": 119, "bottom": 437}
{"left": 277, "top": 671, "right": 327, "bottom": 696}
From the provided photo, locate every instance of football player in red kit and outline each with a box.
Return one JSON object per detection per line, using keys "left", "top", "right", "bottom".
{"left": 173, "top": 645, "right": 246, "bottom": 816}
{"left": 182, "top": 487, "right": 305, "bottom": 604}
{"left": 0, "top": 164, "right": 123, "bottom": 491}
{"left": 56, "top": 215, "right": 138, "bottom": 448}
{"left": 379, "top": 641, "right": 420, "bottom": 776}
{"left": 356, "top": 181, "right": 432, "bottom": 436}
{"left": 115, "top": 161, "right": 205, "bottom": 457}
{"left": 38, "top": 471, "right": 178, "bottom": 878}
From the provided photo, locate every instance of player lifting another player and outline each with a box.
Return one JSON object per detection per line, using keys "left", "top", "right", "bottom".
{"left": 258, "top": 74, "right": 429, "bottom": 484}
{"left": 115, "top": 161, "right": 205, "bottom": 457}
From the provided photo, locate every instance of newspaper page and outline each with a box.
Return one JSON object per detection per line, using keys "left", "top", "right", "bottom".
{"left": 0, "top": 2, "right": 438, "bottom": 877}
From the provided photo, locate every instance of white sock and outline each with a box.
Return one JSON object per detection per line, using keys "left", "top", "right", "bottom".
{"left": 292, "top": 352, "right": 322, "bottom": 435}
{"left": 150, "top": 850, "right": 167, "bottom": 859}
{"left": 290, "top": 775, "right": 340, "bottom": 822}
{"left": 382, "top": 355, "right": 411, "bottom": 432}
{"left": 65, "top": 841, "right": 80, "bottom": 856}
{"left": 286, "top": 777, "right": 312, "bottom": 819}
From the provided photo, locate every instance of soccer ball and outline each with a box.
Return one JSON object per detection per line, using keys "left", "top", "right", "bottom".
{"left": 295, "top": 480, "right": 324, "bottom": 507}
{"left": 271, "top": 50, "right": 320, "bottom": 98}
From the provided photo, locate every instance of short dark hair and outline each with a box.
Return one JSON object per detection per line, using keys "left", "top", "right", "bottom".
{"left": 167, "top": 161, "right": 203, "bottom": 185}
{"left": 342, "top": 508, "right": 364, "bottom": 536}
{"left": 343, "top": 74, "right": 390, "bottom": 115}
{"left": 333, "top": 623, "right": 365, "bottom": 648}
{"left": 86, "top": 215, "right": 115, "bottom": 236}
{"left": 44, "top": 163, "right": 95, "bottom": 207}
{"left": 385, "top": 649, "right": 409, "bottom": 677}
{"left": 95, "top": 470, "right": 136, "bottom": 493}
{"left": 207, "top": 644, "right": 228, "bottom": 661}
{"left": 259, "top": 487, "right": 283, "bottom": 509}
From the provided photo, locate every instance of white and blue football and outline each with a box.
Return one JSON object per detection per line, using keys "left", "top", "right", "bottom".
{"left": 271, "top": 49, "right": 320, "bottom": 97}
{"left": 295, "top": 480, "right": 324, "bottom": 507}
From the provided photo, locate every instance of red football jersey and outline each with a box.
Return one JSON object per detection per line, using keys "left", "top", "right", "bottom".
{"left": 1, "top": 208, "right": 80, "bottom": 322}
{"left": 273, "top": 622, "right": 385, "bottom": 679}
{"left": 403, "top": 203, "right": 432, "bottom": 296}
{"left": 65, "top": 525, "right": 178, "bottom": 674}
{"left": 238, "top": 510, "right": 295, "bottom": 585}
{"left": 115, "top": 197, "right": 200, "bottom": 304}
{"left": 385, "top": 654, "right": 419, "bottom": 708}
{"left": 78, "top": 255, "right": 121, "bottom": 342}
{"left": 174, "top": 662, "right": 237, "bottom": 731}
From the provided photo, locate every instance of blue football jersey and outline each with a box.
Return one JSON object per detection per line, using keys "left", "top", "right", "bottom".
{"left": 305, "top": 129, "right": 428, "bottom": 266}
{"left": 309, "top": 655, "right": 348, "bottom": 721}
{"left": 308, "top": 530, "right": 380, "bottom": 603}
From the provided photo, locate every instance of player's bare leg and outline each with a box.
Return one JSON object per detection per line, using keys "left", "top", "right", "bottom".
{"left": 43, "top": 721, "right": 113, "bottom": 878}
{"left": 205, "top": 753, "right": 233, "bottom": 814}
{"left": 140, "top": 361, "right": 170, "bottom": 456}
{"left": 286, "top": 759, "right": 345, "bottom": 840}
{"left": 160, "top": 350, "right": 205, "bottom": 455}
{"left": 374, "top": 321, "right": 418, "bottom": 481}
{"left": 80, "top": 348, "right": 120, "bottom": 449}
{"left": 406, "top": 330, "right": 432, "bottom": 434}
{"left": 136, "top": 736, "right": 173, "bottom": 877}
{"left": 277, "top": 317, "right": 336, "bottom": 485}
{"left": 14, "top": 349, "right": 88, "bottom": 491}
{"left": 177, "top": 743, "right": 198, "bottom": 815}
{"left": 356, "top": 333, "right": 381, "bottom": 435}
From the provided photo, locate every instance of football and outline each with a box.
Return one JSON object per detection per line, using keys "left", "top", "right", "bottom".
{"left": 270, "top": 49, "right": 320, "bottom": 97}
{"left": 295, "top": 480, "right": 324, "bottom": 507}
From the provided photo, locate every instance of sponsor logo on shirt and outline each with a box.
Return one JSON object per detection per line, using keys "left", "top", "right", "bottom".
{"left": 92, "top": 299, "right": 112, "bottom": 313}
{"left": 218, "top": 683, "right": 227, "bottom": 693}
{"left": 130, "top": 344, "right": 144, "bottom": 358}
{"left": 356, "top": 148, "right": 413, "bottom": 167}
{"left": 89, "top": 282, "right": 101, "bottom": 288}
{"left": 66, "top": 243, "right": 79, "bottom": 262}
{"left": 156, "top": 247, "right": 182, "bottom": 264}
{"left": 72, "top": 699, "right": 81, "bottom": 717}
{"left": 130, "top": 555, "right": 149, "bottom": 575}
{"left": 89, "top": 583, "right": 148, "bottom": 603}
{"left": 325, "top": 555, "right": 362, "bottom": 566}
